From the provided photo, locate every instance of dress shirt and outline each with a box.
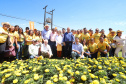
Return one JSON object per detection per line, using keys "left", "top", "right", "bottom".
{"left": 63, "top": 32, "right": 75, "bottom": 42}
{"left": 29, "top": 44, "right": 40, "bottom": 57}
{"left": 41, "top": 44, "right": 52, "bottom": 55}
{"left": 72, "top": 43, "right": 84, "bottom": 54}
{"left": 50, "top": 32, "right": 57, "bottom": 41}
{"left": 41, "top": 29, "right": 51, "bottom": 40}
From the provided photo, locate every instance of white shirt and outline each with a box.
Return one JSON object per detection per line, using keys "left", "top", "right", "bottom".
{"left": 72, "top": 43, "right": 84, "bottom": 54}
{"left": 41, "top": 44, "right": 52, "bottom": 55}
{"left": 113, "top": 36, "right": 126, "bottom": 46}
{"left": 28, "top": 44, "right": 40, "bottom": 57}
{"left": 55, "top": 35, "right": 63, "bottom": 46}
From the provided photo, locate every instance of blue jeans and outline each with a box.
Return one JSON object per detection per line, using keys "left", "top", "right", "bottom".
{"left": 16, "top": 42, "right": 23, "bottom": 59}
{"left": 84, "top": 52, "right": 91, "bottom": 58}
{"left": 30, "top": 55, "right": 38, "bottom": 58}
{"left": 72, "top": 51, "right": 84, "bottom": 60}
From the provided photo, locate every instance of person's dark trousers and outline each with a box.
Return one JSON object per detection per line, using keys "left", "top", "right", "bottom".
{"left": 64, "top": 42, "right": 72, "bottom": 58}
{"left": 62, "top": 46, "right": 65, "bottom": 57}
{"left": 101, "top": 52, "right": 108, "bottom": 57}
{"left": 109, "top": 47, "right": 116, "bottom": 57}
{"left": 24, "top": 45, "right": 30, "bottom": 59}
{"left": 91, "top": 52, "right": 98, "bottom": 59}
{"left": 0, "top": 42, "right": 6, "bottom": 63}
{"left": 0, "top": 52, "right": 4, "bottom": 63}
{"left": 50, "top": 41, "right": 57, "bottom": 58}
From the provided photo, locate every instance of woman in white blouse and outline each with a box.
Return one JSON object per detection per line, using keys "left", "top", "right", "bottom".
{"left": 55, "top": 30, "right": 63, "bottom": 57}
{"left": 113, "top": 30, "right": 126, "bottom": 58}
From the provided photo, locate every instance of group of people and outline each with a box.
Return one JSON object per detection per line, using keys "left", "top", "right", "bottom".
{"left": 0, "top": 22, "right": 126, "bottom": 62}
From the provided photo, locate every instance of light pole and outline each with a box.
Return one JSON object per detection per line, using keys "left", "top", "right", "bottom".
{"left": 43, "top": 5, "right": 48, "bottom": 27}
{"left": 50, "top": 9, "right": 55, "bottom": 29}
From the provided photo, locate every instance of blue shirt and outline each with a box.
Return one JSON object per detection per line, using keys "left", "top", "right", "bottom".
{"left": 63, "top": 32, "right": 75, "bottom": 42}
{"left": 41, "top": 29, "right": 51, "bottom": 40}
{"left": 72, "top": 43, "right": 84, "bottom": 53}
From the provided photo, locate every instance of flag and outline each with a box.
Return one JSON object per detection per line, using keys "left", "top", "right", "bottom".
{"left": 29, "top": 21, "right": 34, "bottom": 30}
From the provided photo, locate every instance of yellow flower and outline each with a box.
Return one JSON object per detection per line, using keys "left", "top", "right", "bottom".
{"left": 83, "top": 72, "right": 87, "bottom": 75}
{"left": 53, "top": 75, "right": 58, "bottom": 78}
{"left": 63, "top": 76, "right": 67, "bottom": 80}
{"left": 81, "top": 75, "right": 87, "bottom": 81}
{"left": 45, "top": 69, "right": 49, "bottom": 73}
{"left": 112, "top": 74, "right": 117, "bottom": 77}
{"left": 59, "top": 70, "right": 63, "bottom": 73}
{"left": 34, "top": 74, "right": 39, "bottom": 80}
{"left": 5, "top": 73, "right": 11, "bottom": 78}
{"left": 75, "top": 71, "right": 80, "bottom": 75}
{"left": 67, "top": 69, "right": 72, "bottom": 74}
{"left": 88, "top": 70, "right": 91, "bottom": 72}
{"left": 16, "top": 73, "right": 21, "bottom": 76}
{"left": 39, "top": 75, "right": 43, "bottom": 78}
{"left": 59, "top": 74, "right": 63, "bottom": 77}
{"left": 90, "top": 74, "right": 95, "bottom": 78}
{"left": 115, "top": 79, "right": 120, "bottom": 82}
{"left": 53, "top": 78, "right": 58, "bottom": 82}
{"left": 13, "top": 79, "right": 18, "bottom": 84}
{"left": 46, "top": 80, "right": 52, "bottom": 84}
{"left": 92, "top": 80, "right": 99, "bottom": 84}
{"left": 98, "top": 66, "right": 102, "bottom": 69}
{"left": 59, "top": 77, "right": 63, "bottom": 80}
{"left": 66, "top": 81, "right": 71, "bottom": 84}
{"left": 29, "top": 66, "right": 32, "bottom": 69}
{"left": 24, "top": 79, "right": 31, "bottom": 84}
{"left": 108, "top": 67, "right": 111, "bottom": 70}
{"left": 1, "top": 78, "right": 5, "bottom": 83}
{"left": 119, "top": 72, "right": 124, "bottom": 75}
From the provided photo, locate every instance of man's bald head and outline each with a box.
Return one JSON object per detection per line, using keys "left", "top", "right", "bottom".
{"left": 67, "top": 27, "right": 70, "bottom": 33}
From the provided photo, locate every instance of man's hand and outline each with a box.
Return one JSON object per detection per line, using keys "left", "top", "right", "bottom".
{"left": 47, "top": 52, "right": 50, "bottom": 55}
{"left": 76, "top": 51, "right": 80, "bottom": 54}
{"left": 117, "top": 42, "right": 120, "bottom": 45}
{"left": 63, "top": 42, "right": 66, "bottom": 46}
{"left": 16, "top": 45, "right": 19, "bottom": 49}
{"left": 35, "top": 56, "right": 38, "bottom": 58}
{"left": 103, "top": 51, "right": 107, "bottom": 54}
{"left": 80, "top": 55, "right": 83, "bottom": 58}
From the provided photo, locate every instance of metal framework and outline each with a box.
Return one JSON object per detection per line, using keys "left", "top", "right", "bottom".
{"left": 43, "top": 5, "right": 55, "bottom": 29}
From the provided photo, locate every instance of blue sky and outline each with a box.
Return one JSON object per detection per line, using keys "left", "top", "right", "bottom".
{"left": 0, "top": 0, "right": 126, "bottom": 34}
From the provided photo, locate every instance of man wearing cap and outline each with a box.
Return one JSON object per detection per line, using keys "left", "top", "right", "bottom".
{"left": 29, "top": 39, "right": 40, "bottom": 58}
{"left": 41, "top": 24, "right": 51, "bottom": 44}
{"left": 63, "top": 27, "right": 75, "bottom": 58}
{"left": 0, "top": 22, "right": 11, "bottom": 62}
{"left": 113, "top": 30, "right": 126, "bottom": 58}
